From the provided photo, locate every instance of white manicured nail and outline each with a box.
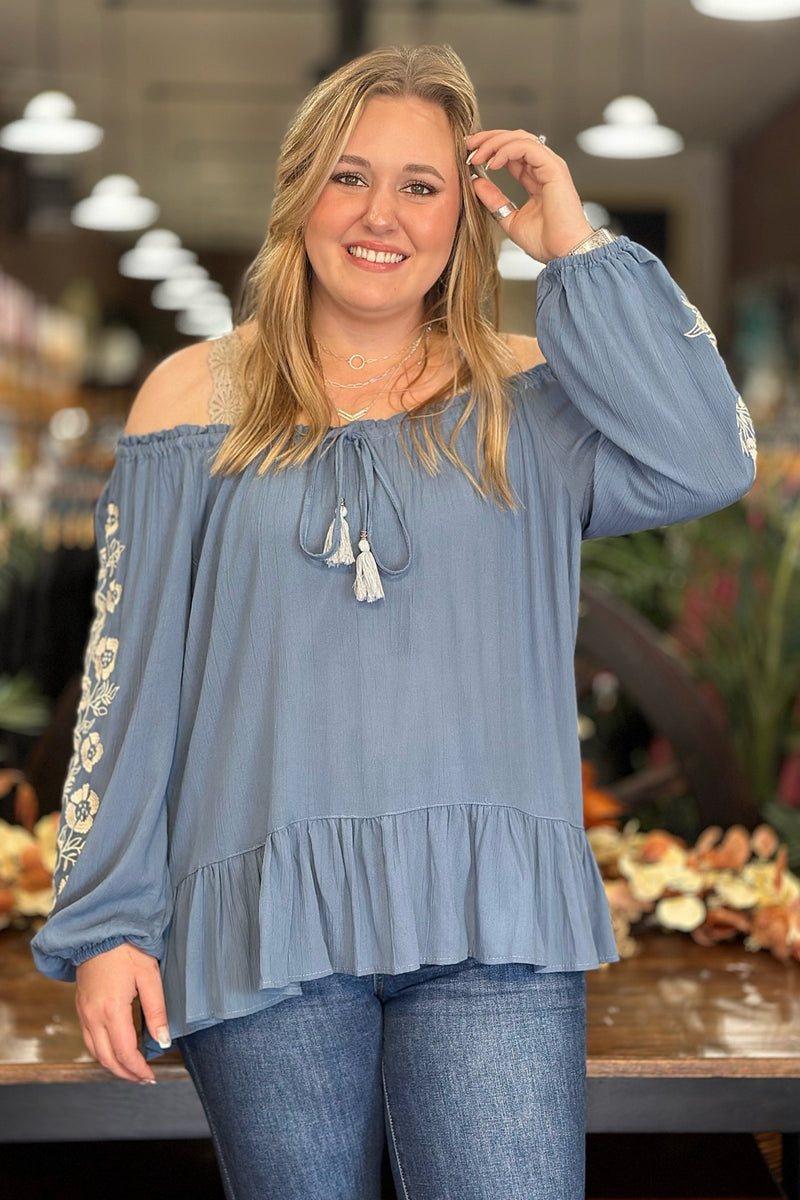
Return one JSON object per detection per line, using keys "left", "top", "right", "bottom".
{"left": 156, "top": 1027, "right": 172, "bottom": 1049}
{"left": 465, "top": 149, "right": 478, "bottom": 165}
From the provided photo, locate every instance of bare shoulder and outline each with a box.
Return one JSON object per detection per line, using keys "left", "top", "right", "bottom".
{"left": 499, "top": 333, "right": 547, "bottom": 374}
{"left": 123, "top": 339, "right": 220, "bottom": 436}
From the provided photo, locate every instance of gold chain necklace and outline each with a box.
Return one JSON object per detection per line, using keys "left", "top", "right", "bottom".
{"left": 331, "top": 329, "right": 428, "bottom": 424}
{"left": 321, "top": 331, "right": 424, "bottom": 390}
{"left": 317, "top": 341, "right": 407, "bottom": 370}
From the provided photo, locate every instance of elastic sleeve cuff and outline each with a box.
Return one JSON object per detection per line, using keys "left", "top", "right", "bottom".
{"left": 31, "top": 934, "right": 128, "bottom": 982}
{"left": 538, "top": 233, "right": 632, "bottom": 283}
{"left": 71, "top": 935, "right": 130, "bottom": 965}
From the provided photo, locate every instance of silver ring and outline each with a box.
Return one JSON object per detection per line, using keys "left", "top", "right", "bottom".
{"left": 492, "top": 203, "right": 517, "bottom": 221}
{"left": 537, "top": 133, "right": 547, "bottom": 145}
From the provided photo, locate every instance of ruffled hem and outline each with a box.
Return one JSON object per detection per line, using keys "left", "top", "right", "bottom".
{"left": 158, "top": 803, "right": 617, "bottom": 1054}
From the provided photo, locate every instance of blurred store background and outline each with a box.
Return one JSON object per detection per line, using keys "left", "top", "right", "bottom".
{"left": 4, "top": 4, "right": 800, "bottom": 1196}
{"left": 3, "top": 0, "right": 800, "bottom": 980}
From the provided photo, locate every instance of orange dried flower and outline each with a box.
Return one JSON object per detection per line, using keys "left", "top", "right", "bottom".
{"left": 750, "top": 824, "right": 779, "bottom": 861}
{"left": 639, "top": 830, "right": 686, "bottom": 863}
{"left": 691, "top": 906, "right": 751, "bottom": 947}
{"left": 16, "top": 866, "right": 53, "bottom": 893}
{"left": 748, "top": 904, "right": 794, "bottom": 962}
{"left": 604, "top": 877, "right": 654, "bottom": 922}
{"left": 581, "top": 761, "right": 625, "bottom": 829}
{"left": 701, "top": 825, "right": 751, "bottom": 870}
{"left": 688, "top": 825, "right": 723, "bottom": 868}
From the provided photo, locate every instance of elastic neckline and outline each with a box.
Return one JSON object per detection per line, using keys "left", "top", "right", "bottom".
{"left": 116, "top": 422, "right": 230, "bottom": 451}
{"left": 116, "top": 362, "right": 554, "bottom": 449}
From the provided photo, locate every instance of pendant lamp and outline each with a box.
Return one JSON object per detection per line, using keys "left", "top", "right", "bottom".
{"left": 577, "top": 0, "right": 684, "bottom": 158}
{"left": 0, "top": 91, "right": 103, "bottom": 155}
{"left": 578, "top": 96, "right": 683, "bottom": 158}
{"left": 692, "top": 1, "right": 800, "bottom": 18}
{"left": 119, "top": 231, "right": 197, "bottom": 280}
{"left": 71, "top": 175, "right": 159, "bottom": 232}
{"left": 71, "top": 5, "right": 158, "bottom": 232}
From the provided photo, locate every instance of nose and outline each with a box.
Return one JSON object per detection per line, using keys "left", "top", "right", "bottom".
{"left": 364, "top": 183, "right": 398, "bottom": 232}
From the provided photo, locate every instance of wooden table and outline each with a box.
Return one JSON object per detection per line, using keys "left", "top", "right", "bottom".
{"left": 586, "top": 932, "right": 800, "bottom": 1196}
{"left": 2, "top": 928, "right": 799, "bottom": 1194}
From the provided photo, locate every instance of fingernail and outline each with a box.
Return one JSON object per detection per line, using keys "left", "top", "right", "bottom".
{"left": 139, "top": 1078, "right": 158, "bottom": 1085}
{"left": 465, "top": 149, "right": 478, "bottom": 165}
{"left": 156, "top": 1026, "right": 172, "bottom": 1049}
{"left": 470, "top": 172, "right": 480, "bottom": 181}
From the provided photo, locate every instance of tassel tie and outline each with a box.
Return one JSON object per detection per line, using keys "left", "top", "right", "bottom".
{"left": 298, "top": 428, "right": 412, "bottom": 603}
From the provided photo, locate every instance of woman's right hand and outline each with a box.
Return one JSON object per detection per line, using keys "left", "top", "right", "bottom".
{"left": 75, "top": 943, "right": 170, "bottom": 1083}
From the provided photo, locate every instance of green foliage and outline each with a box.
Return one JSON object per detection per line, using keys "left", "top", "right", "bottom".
{"left": 0, "top": 514, "right": 40, "bottom": 614}
{"left": 0, "top": 672, "right": 51, "bottom": 735}
{"left": 580, "top": 528, "right": 682, "bottom": 632}
{"left": 581, "top": 463, "right": 800, "bottom": 812}
{"left": 761, "top": 799, "right": 800, "bottom": 872}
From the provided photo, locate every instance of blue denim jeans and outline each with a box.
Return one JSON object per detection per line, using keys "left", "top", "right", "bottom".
{"left": 178, "top": 958, "right": 586, "bottom": 1200}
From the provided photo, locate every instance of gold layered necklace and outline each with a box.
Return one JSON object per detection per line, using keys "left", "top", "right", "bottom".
{"left": 318, "top": 326, "right": 430, "bottom": 424}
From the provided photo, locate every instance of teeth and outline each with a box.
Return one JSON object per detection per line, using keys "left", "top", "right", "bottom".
{"left": 348, "top": 246, "right": 405, "bottom": 264}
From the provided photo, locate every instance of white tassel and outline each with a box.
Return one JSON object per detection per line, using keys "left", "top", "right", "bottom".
{"left": 353, "top": 531, "right": 384, "bottom": 602}
{"left": 323, "top": 498, "right": 355, "bottom": 565}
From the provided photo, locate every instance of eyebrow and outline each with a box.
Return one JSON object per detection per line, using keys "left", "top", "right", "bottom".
{"left": 337, "top": 154, "right": 447, "bottom": 184}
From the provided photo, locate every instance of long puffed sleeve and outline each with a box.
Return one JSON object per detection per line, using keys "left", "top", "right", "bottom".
{"left": 527, "top": 236, "right": 756, "bottom": 538}
{"left": 32, "top": 428, "right": 212, "bottom": 981}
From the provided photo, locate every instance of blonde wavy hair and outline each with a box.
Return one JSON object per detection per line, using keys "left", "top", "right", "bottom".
{"left": 212, "top": 43, "right": 519, "bottom": 507}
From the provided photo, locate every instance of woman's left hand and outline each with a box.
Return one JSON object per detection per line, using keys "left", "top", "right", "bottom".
{"left": 465, "top": 129, "right": 594, "bottom": 265}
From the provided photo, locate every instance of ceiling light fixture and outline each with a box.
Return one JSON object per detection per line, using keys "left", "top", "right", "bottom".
{"left": 577, "top": 0, "right": 684, "bottom": 159}
{"left": 71, "top": 174, "right": 159, "bottom": 232}
{"left": 119, "top": 230, "right": 197, "bottom": 280}
{"left": 577, "top": 95, "right": 684, "bottom": 158}
{"left": 71, "top": 6, "right": 159, "bottom": 235}
{"left": 0, "top": 90, "right": 103, "bottom": 155}
{"left": 151, "top": 266, "right": 216, "bottom": 311}
{"left": 692, "top": 0, "right": 800, "bottom": 18}
{"left": 497, "top": 203, "right": 613, "bottom": 280}
{"left": 176, "top": 294, "right": 234, "bottom": 339}
{"left": 498, "top": 238, "right": 545, "bottom": 281}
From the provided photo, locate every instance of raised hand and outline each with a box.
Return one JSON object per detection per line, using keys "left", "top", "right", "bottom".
{"left": 465, "top": 129, "right": 595, "bottom": 265}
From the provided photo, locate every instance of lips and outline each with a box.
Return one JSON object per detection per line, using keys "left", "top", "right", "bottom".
{"left": 347, "top": 244, "right": 407, "bottom": 264}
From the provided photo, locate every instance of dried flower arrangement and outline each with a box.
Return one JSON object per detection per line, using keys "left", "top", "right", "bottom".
{"left": 3, "top": 803, "right": 799, "bottom": 970}
{"left": 589, "top": 820, "right": 800, "bottom": 964}
{"left": 0, "top": 814, "right": 58, "bottom": 929}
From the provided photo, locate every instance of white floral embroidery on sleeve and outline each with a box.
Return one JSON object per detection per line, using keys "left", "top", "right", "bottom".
{"left": 52, "top": 503, "right": 126, "bottom": 898}
{"left": 736, "top": 395, "right": 758, "bottom": 466}
{"left": 680, "top": 294, "right": 719, "bottom": 352}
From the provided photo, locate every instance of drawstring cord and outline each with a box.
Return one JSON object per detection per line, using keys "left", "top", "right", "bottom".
{"left": 298, "top": 428, "right": 412, "bottom": 602}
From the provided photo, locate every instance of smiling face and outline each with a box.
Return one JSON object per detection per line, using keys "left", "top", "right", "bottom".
{"left": 304, "top": 94, "right": 462, "bottom": 330}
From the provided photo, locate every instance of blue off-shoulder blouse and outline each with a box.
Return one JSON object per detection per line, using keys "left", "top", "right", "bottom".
{"left": 32, "top": 238, "right": 757, "bottom": 1058}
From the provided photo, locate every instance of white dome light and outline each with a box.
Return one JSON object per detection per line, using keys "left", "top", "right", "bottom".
{"left": 582, "top": 201, "right": 612, "bottom": 231}
{"left": 71, "top": 174, "right": 159, "bottom": 232}
{"left": 176, "top": 295, "right": 234, "bottom": 339}
{"left": 151, "top": 265, "right": 213, "bottom": 310}
{"left": 577, "top": 95, "right": 684, "bottom": 159}
{"left": 497, "top": 238, "right": 544, "bottom": 281}
{"left": 692, "top": 0, "right": 800, "bottom": 18}
{"left": 497, "top": 202, "right": 612, "bottom": 281}
{"left": 119, "top": 230, "right": 197, "bottom": 280}
{"left": 0, "top": 90, "right": 103, "bottom": 155}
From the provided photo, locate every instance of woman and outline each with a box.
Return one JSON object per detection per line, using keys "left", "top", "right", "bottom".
{"left": 33, "top": 44, "right": 755, "bottom": 1200}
